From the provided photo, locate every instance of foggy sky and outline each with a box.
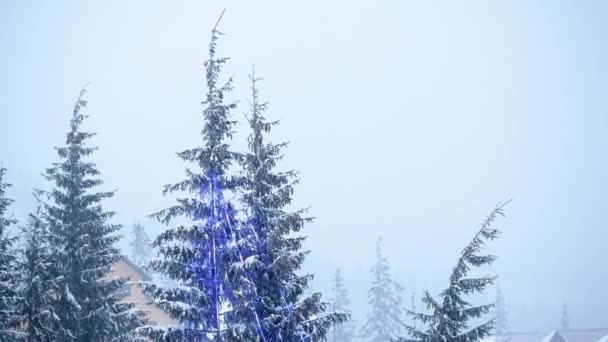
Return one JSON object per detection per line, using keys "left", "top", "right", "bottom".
{"left": 1, "top": 0, "right": 607, "bottom": 333}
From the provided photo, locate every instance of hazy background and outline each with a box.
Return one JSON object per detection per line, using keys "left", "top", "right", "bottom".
{"left": 1, "top": 0, "right": 607, "bottom": 333}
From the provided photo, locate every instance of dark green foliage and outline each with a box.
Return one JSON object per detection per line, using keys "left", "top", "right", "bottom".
{"left": 0, "top": 166, "right": 24, "bottom": 341}
{"left": 139, "top": 17, "right": 244, "bottom": 341}
{"left": 400, "top": 202, "right": 509, "bottom": 342}
{"left": 232, "top": 68, "right": 348, "bottom": 341}
{"left": 20, "top": 207, "right": 60, "bottom": 341}
{"left": 37, "top": 88, "right": 146, "bottom": 341}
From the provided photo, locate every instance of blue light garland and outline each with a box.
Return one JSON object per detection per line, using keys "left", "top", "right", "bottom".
{"left": 187, "top": 171, "right": 310, "bottom": 341}
{"left": 187, "top": 172, "right": 265, "bottom": 341}
{"left": 239, "top": 199, "right": 309, "bottom": 342}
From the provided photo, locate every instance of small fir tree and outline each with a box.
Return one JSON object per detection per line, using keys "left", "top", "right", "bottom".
{"left": 410, "top": 292, "right": 418, "bottom": 331}
{"left": 360, "top": 237, "right": 404, "bottom": 342}
{"left": 37, "top": 88, "right": 146, "bottom": 341}
{"left": 0, "top": 166, "right": 24, "bottom": 341}
{"left": 130, "top": 222, "right": 177, "bottom": 289}
{"left": 330, "top": 268, "right": 356, "bottom": 342}
{"left": 400, "top": 201, "right": 509, "bottom": 342}
{"left": 20, "top": 207, "right": 60, "bottom": 341}
{"left": 130, "top": 222, "right": 153, "bottom": 268}
{"left": 495, "top": 282, "right": 508, "bottom": 335}
{"left": 560, "top": 303, "right": 570, "bottom": 332}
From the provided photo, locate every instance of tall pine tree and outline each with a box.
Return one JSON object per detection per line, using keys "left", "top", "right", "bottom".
{"left": 234, "top": 68, "right": 347, "bottom": 340}
{"left": 20, "top": 207, "right": 60, "bottom": 341}
{"left": 0, "top": 166, "right": 23, "bottom": 341}
{"left": 139, "top": 14, "right": 252, "bottom": 341}
{"left": 330, "top": 268, "right": 356, "bottom": 342}
{"left": 37, "top": 88, "right": 146, "bottom": 341}
{"left": 400, "top": 202, "right": 509, "bottom": 342}
{"left": 130, "top": 222, "right": 153, "bottom": 268}
{"left": 360, "top": 237, "right": 404, "bottom": 342}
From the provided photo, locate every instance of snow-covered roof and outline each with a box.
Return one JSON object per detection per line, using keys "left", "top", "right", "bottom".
{"left": 540, "top": 331, "right": 568, "bottom": 342}
{"left": 596, "top": 335, "right": 608, "bottom": 342}
{"left": 122, "top": 257, "right": 153, "bottom": 281}
{"left": 494, "top": 328, "right": 608, "bottom": 342}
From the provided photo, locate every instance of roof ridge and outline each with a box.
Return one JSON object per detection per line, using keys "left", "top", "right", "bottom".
{"left": 562, "top": 328, "right": 608, "bottom": 333}
{"left": 498, "top": 328, "right": 608, "bottom": 336}
{"left": 120, "top": 255, "right": 153, "bottom": 281}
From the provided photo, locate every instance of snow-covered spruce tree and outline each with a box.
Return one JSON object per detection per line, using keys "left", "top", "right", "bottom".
{"left": 399, "top": 202, "right": 509, "bottom": 342}
{"left": 330, "top": 268, "right": 356, "bottom": 342}
{"left": 130, "top": 222, "right": 153, "bottom": 268}
{"left": 495, "top": 282, "right": 508, "bottom": 335}
{"left": 0, "top": 166, "right": 24, "bottom": 341}
{"left": 37, "top": 88, "right": 146, "bottom": 341}
{"left": 233, "top": 69, "right": 348, "bottom": 341}
{"left": 139, "top": 17, "right": 251, "bottom": 341}
{"left": 20, "top": 207, "right": 60, "bottom": 340}
{"left": 360, "top": 237, "right": 404, "bottom": 342}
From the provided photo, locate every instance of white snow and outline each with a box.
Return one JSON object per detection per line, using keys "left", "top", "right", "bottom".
{"left": 540, "top": 330, "right": 569, "bottom": 342}
{"left": 597, "top": 334, "right": 608, "bottom": 342}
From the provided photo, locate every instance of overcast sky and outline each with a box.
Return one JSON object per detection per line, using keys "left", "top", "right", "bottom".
{"left": 1, "top": 0, "right": 607, "bottom": 334}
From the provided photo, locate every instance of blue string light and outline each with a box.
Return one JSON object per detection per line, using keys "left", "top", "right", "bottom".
{"left": 187, "top": 171, "right": 311, "bottom": 341}
{"left": 187, "top": 172, "right": 266, "bottom": 341}
{"left": 239, "top": 201, "right": 308, "bottom": 342}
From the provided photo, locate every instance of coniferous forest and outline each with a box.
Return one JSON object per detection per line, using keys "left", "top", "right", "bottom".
{"left": 7, "top": 4, "right": 605, "bottom": 341}
{"left": 0, "top": 15, "right": 507, "bottom": 342}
